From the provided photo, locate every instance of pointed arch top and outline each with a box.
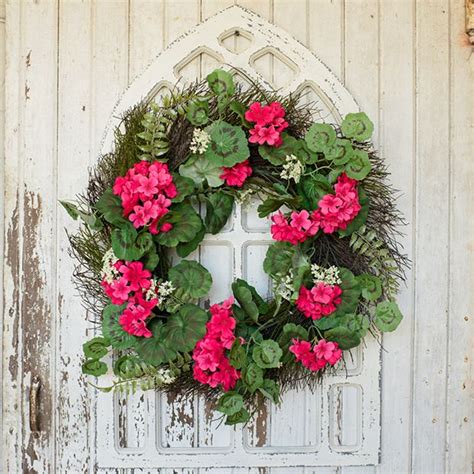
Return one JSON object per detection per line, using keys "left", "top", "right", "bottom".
{"left": 101, "top": 4, "right": 359, "bottom": 153}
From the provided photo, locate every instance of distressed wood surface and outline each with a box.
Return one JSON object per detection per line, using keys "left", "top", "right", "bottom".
{"left": 2, "top": 1, "right": 472, "bottom": 473}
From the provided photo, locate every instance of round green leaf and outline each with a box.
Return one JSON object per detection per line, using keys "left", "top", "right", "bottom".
{"left": 225, "top": 407, "right": 251, "bottom": 425}
{"left": 232, "top": 284, "right": 259, "bottom": 323}
{"left": 186, "top": 99, "right": 209, "bottom": 126}
{"left": 207, "top": 69, "right": 235, "bottom": 96}
{"left": 82, "top": 359, "right": 108, "bottom": 377}
{"left": 83, "top": 337, "right": 109, "bottom": 360}
{"left": 324, "top": 138, "right": 354, "bottom": 165}
{"left": 259, "top": 134, "right": 299, "bottom": 165}
{"left": 295, "top": 140, "right": 319, "bottom": 164}
{"left": 324, "top": 326, "right": 361, "bottom": 350}
{"left": 217, "top": 391, "right": 244, "bottom": 416}
{"left": 344, "top": 314, "right": 370, "bottom": 338}
{"left": 305, "top": 123, "right": 336, "bottom": 152}
{"left": 164, "top": 303, "right": 208, "bottom": 352}
{"left": 374, "top": 301, "right": 403, "bottom": 332}
{"left": 263, "top": 242, "right": 296, "bottom": 278}
{"left": 172, "top": 173, "right": 196, "bottom": 203}
{"left": 204, "top": 121, "right": 250, "bottom": 167}
{"left": 111, "top": 224, "right": 143, "bottom": 261}
{"left": 102, "top": 304, "right": 137, "bottom": 350}
{"left": 169, "top": 260, "right": 212, "bottom": 299}
{"left": 252, "top": 340, "right": 283, "bottom": 369}
{"left": 357, "top": 273, "right": 382, "bottom": 301}
{"left": 259, "top": 379, "right": 280, "bottom": 404}
{"left": 113, "top": 355, "right": 141, "bottom": 378}
{"left": 135, "top": 319, "right": 178, "bottom": 365}
{"left": 205, "top": 192, "right": 234, "bottom": 234}
{"left": 341, "top": 112, "right": 374, "bottom": 141}
{"left": 345, "top": 149, "right": 372, "bottom": 180}
{"left": 229, "top": 339, "right": 247, "bottom": 370}
{"left": 179, "top": 155, "right": 224, "bottom": 187}
{"left": 95, "top": 188, "right": 128, "bottom": 227}
{"left": 176, "top": 224, "right": 205, "bottom": 258}
{"left": 334, "top": 268, "right": 361, "bottom": 317}
{"left": 242, "top": 363, "right": 264, "bottom": 393}
{"left": 278, "top": 323, "right": 308, "bottom": 347}
{"left": 156, "top": 202, "right": 203, "bottom": 247}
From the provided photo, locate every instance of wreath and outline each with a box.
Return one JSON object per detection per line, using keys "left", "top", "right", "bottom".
{"left": 62, "top": 69, "right": 408, "bottom": 426}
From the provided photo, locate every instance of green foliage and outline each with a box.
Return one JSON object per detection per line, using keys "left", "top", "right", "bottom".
{"left": 357, "top": 273, "right": 382, "bottom": 301}
{"left": 176, "top": 223, "right": 205, "bottom": 258}
{"left": 225, "top": 407, "right": 251, "bottom": 425}
{"left": 111, "top": 225, "right": 153, "bottom": 261}
{"left": 242, "top": 363, "right": 264, "bottom": 393}
{"left": 324, "top": 326, "right": 361, "bottom": 350}
{"left": 259, "top": 379, "right": 280, "bottom": 404}
{"left": 305, "top": 123, "right": 336, "bottom": 152}
{"left": 259, "top": 134, "right": 299, "bottom": 165}
{"left": 169, "top": 260, "right": 212, "bottom": 299}
{"left": 278, "top": 323, "right": 308, "bottom": 348}
{"left": 204, "top": 121, "right": 249, "bottom": 167}
{"left": 263, "top": 241, "right": 296, "bottom": 278}
{"left": 229, "top": 338, "right": 247, "bottom": 370}
{"left": 338, "top": 186, "right": 369, "bottom": 237}
{"left": 155, "top": 202, "right": 203, "bottom": 247}
{"left": 341, "top": 112, "right": 374, "bottom": 141}
{"left": 296, "top": 174, "right": 332, "bottom": 210}
{"left": 135, "top": 319, "right": 177, "bottom": 365}
{"left": 60, "top": 200, "right": 104, "bottom": 230}
{"left": 172, "top": 174, "right": 196, "bottom": 203}
{"left": 334, "top": 268, "right": 361, "bottom": 317}
{"left": 232, "top": 285, "right": 259, "bottom": 323}
{"left": 345, "top": 149, "right": 372, "bottom": 180}
{"left": 374, "top": 301, "right": 403, "bottom": 332}
{"left": 344, "top": 314, "right": 370, "bottom": 339}
{"left": 143, "top": 247, "right": 160, "bottom": 271}
{"left": 82, "top": 359, "right": 108, "bottom": 377}
{"left": 102, "top": 304, "right": 137, "bottom": 350}
{"left": 179, "top": 155, "right": 224, "bottom": 187}
{"left": 205, "top": 191, "right": 234, "bottom": 234}
{"left": 95, "top": 188, "right": 128, "bottom": 227}
{"left": 186, "top": 99, "right": 209, "bottom": 126}
{"left": 324, "top": 138, "right": 354, "bottom": 165}
{"left": 207, "top": 69, "right": 235, "bottom": 97}
{"left": 164, "top": 304, "right": 208, "bottom": 352}
{"left": 252, "top": 340, "right": 283, "bottom": 369}
{"left": 83, "top": 337, "right": 109, "bottom": 360}
{"left": 217, "top": 391, "right": 244, "bottom": 416}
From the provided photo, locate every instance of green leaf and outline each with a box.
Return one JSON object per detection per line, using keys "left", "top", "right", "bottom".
{"left": 60, "top": 200, "right": 80, "bottom": 220}
{"left": 305, "top": 123, "right": 336, "bottom": 152}
{"left": 259, "top": 379, "right": 280, "bottom": 404}
{"left": 111, "top": 224, "right": 146, "bottom": 261}
{"left": 225, "top": 407, "right": 250, "bottom": 425}
{"left": 252, "top": 340, "right": 283, "bottom": 369}
{"left": 205, "top": 192, "right": 234, "bottom": 234}
{"left": 113, "top": 355, "right": 141, "bottom": 378}
{"left": 207, "top": 69, "right": 235, "bottom": 96}
{"left": 357, "top": 273, "right": 382, "bottom": 301}
{"left": 155, "top": 202, "right": 203, "bottom": 247}
{"left": 229, "top": 338, "right": 247, "bottom": 370}
{"left": 83, "top": 337, "right": 109, "bottom": 360}
{"left": 344, "top": 313, "right": 370, "bottom": 339}
{"left": 234, "top": 278, "right": 269, "bottom": 314}
{"left": 345, "top": 149, "right": 371, "bottom": 180}
{"left": 324, "top": 326, "right": 361, "bottom": 350}
{"left": 217, "top": 392, "right": 244, "bottom": 416}
{"left": 324, "top": 138, "right": 354, "bottom": 165}
{"left": 334, "top": 268, "right": 361, "bottom": 317}
{"left": 229, "top": 100, "right": 250, "bottom": 127}
{"left": 135, "top": 319, "right": 178, "bottom": 365}
{"left": 257, "top": 198, "right": 285, "bottom": 218}
{"left": 164, "top": 303, "right": 208, "bottom": 352}
{"left": 82, "top": 359, "right": 108, "bottom": 377}
{"left": 242, "top": 363, "right": 264, "bottom": 393}
{"left": 258, "top": 133, "right": 299, "bottom": 166}
{"left": 232, "top": 285, "right": 259, "bottom": 323}
{"left": 278, "top": 323, "right": 308, "bottom": 347}
{"left": 295, "top": 140, "right": 319, "bottom": 164}
{"left": 341, "top": 112, "right": 374, "bottom": 141}
{"left": 95, "top": 188, "right": 128, "bottom": 227}
{"left": 176, "top": 222, "right": 205, "bottom": 258}
{"left": 143, "top": 248, "right": 160, "bottom": 271}
{"left": 263, "top": 242, "right": 296, "bottom": 277}
{"left": 313, "top": 315, "right": 344, "bottom": 331}
{"left": 291, "top": 246, "right": 311, "bottom": 293}
{"left": 338, "top": 186, "right": 369, "bottom": 237}
{"left": 296, "top": 174, "right": 332, "bottom": 210}
{"left": 172, "top": 173, "right": 196, "bottom": 203}
{"left": 204, "top": 121, "right": 249, "bottom": 167}
{"left": 169, "top": 260, "right": 212, "bottom": 299}
{"left": 186, "top": 99, "right": 209, "bottom": 126}
{"left": 179, "top": 155, "right": 224, "bottom": 187}
{"left": 102, "top": 304, "right": 137, "bottom": 350}
{"left": 374, "top": 301, "right": 403, "bottom": 332}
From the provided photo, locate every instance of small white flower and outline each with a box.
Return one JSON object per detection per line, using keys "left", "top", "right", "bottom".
{"left": 236, "top": 188, "right": 255, "bottom": 205}
{"left": 101, "top": 248, "right": 120, "bottom": 283}
{"left": 156, "top": 367, "right": 176, "bottom": 385}
{"left": 275, "top": 270, "right": 296, "bottom": 301}
{"left": 311, "top": 264, "right": 341, "bottom": 286}
{"left": 189, "top": 128, "right": 211, "bottom": 154}
{"left": 280, "top": 154, "right": 304, "bottom": 183}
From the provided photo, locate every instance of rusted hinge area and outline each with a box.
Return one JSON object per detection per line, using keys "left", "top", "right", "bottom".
{"left": 467, "top": 0, "right": 474, "bottom": 45}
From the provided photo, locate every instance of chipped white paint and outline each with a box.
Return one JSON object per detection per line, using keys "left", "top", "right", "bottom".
{"left": 2, "top": 1, "right": 472, "bottom": 473}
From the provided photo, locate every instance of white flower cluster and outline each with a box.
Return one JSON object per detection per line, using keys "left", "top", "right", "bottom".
{"left": 275, "top": 270, "right": 295, "bottom": 301}
{"left": 147, "top": 279, "right": 175, "bottom": 306}
{"left": 236, "top": 188, "right": 255, "bottom": 205}
{"left": 189, "top": 128, "right": 211, "bottom": 154}
{"left": 311, "top": 264, "right": 341, "bottom": 286}
{"left": 280, "top": 154, "right": 304, "bottom": 183}
{"left": 101, "top": 248, "right": 119, "bottom": 283}
{"left": 156, "top": 367, "right": 176, "bottom": 385}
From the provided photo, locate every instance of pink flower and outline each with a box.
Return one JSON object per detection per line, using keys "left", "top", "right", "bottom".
{"left": 249, "top": 124, "right": 281, "bottom": 146}
{"left": 137, "top": 175, "right": 158, "bottom": 197}
{"left": 119, "top": 304, "right": 152, "bottom": 338}
{"left": 119, "top": 261, "right": 151, "bottom": 292}
{"left": 290, "top": 210, "right": 312, "bottom": 231}
{"left": 245, "top": 101, "right": 288, "bottom": 148}
{"left": 220, "top": 160, "right": 253, "bottom": 187}
{"left": 289, "top": 338, "right": 342, "bottom": 371}
{"left": 270, "top": 210, "right": 320, "bottom": 245}
{"left": 318, "top": 194, "right": 343, "bottom": 215}
{"left": 296, "top": 283, "right": 342, "bottom": 320}
{"left": 110, "top": 277, "right": 131, "bottom": 303}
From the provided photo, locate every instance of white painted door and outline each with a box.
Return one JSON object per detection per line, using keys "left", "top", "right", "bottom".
{"left": 3, "top": 1, "right": 472, "bottom": 473}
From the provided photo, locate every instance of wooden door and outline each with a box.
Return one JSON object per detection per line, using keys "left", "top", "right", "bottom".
{"left": 3, "top": 1, "right": 472, "bottom": 473}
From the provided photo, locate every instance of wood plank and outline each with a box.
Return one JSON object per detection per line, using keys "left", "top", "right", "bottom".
{"left": 376, "top": 0, "right": 415, "bottom": 472}
{"left": 411, "top": 1, "right": 451, "bottom": 471}
{"left": 55, "top": 1, "right": 94, "bottom": 471}
{"left": 445, "top": 0, "right": 473, "bottom": 472}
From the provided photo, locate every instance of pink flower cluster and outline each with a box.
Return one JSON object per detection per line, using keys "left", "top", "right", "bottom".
{"left": 101, "top": 261, "right": 157, "bottom": 338}
{"left": 245, "top": 102, "right": 289, "bottom": 147}
{"left": 270, "top": 173, "right": 361, "bottom": 244}
{"left": 192, "top": 297, "right": 241, "bottom": 391}
{"left": 220, "top": 159, "right": 253, "bottom": 187}
{"left": 296, "top": 283, "right": 342, "bottom": 320}
{"left": 113, "top": 161, "right": 177, "bottom": 235}
{"left": 289, "top": 338, "right": 342, "bottom": 371}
